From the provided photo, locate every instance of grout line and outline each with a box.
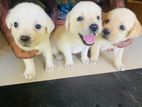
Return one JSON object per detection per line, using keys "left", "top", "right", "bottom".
{"left": 113, "top": 72, "right": 142, "bottom": 107}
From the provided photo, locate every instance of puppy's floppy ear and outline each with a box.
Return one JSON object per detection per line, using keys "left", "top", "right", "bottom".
{"left": 102, "top": 12, "right": 109, "bottom": 25}
{"left": 65, "top": 12, "right": 71, "bottom": 31}
{"left": 102, "top": 12, "right": 107, "bottom": 20}
{"left": 128, "top": 20, "right": 142, "bottom": 38}
{"left": 45, "top": 16, "right": 55, "bottom": 34}
{"left": 5, "top": 12, "right": 13, "bottom": 30}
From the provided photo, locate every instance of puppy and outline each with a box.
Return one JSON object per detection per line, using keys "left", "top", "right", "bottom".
{"left": 6, "top": 2, "right": 55, "bottom": 79}
{"left": 50, "top": 1, "right": 102, "bottom": 69}
{"left": 90, "top": 8, "right": 142, "bottom": 71}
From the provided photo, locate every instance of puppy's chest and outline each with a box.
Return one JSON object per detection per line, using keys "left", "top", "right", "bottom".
{"left": 71, "top": 44, "right": 87, "bottom": 54}
{"left": 101, "top": 43, "right": 115, "bottom": 51}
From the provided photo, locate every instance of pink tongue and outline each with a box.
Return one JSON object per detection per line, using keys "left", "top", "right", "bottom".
{"left": 83, "top": 34, "right": 96, "bottom": 45}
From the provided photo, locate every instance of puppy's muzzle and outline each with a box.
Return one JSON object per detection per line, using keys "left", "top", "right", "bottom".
{"left": 102, "top": 28, "right": 111, "bottom": 39}
{"left": 89, "top": 24, "right": 98, "bottom": 33}
{"left": 20, "top": 35, "right": 31, "bottom": 46}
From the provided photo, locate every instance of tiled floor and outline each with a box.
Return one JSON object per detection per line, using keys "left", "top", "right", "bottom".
{"left": 0, "top": 69, "right": 142, "bottom": 107}
{"left": 0, "top": 31, "right": 142, "bottom": 86}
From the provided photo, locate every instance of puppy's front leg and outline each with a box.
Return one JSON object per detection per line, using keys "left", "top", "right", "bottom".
{"left": 90, "top": 44, "right": 101, "bottom": 65}
{"left": 63, "top": 48, "right": 74, "bottom": 69}
{"left": 43, "top": 42, "right": 54, "bottom": 72}
{"left": 114, "top": 48, "right": 126, "bottom": 71}
{"left": 81, "top": 47, "right": 90, "bottom": 64}
{"left": 23, "top": 59, "right": 36, "bottom": 79}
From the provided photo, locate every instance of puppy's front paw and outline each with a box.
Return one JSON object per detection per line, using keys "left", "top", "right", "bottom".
{"left": 81, "top": 58, "right": 90, "bottom": 64}
{"left": 115, "top": 63, "right": 126, "bottom": 71}
{"left": 65, "top": 64, "right": 74, "bottom": 69}
{"left": 45, "top": 67, "right": 54, "bottom": 72}
{"left": 23, "top": 70, "right": 36, "bottom": 79}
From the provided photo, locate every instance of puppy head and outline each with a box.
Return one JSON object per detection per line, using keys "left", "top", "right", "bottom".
{"left": 6, "top": 2, "right": 55, "bottom": 50}
{"left": 102, "top": 8, "right": 142, "bottom": 43}
{"left": 65, "top": 1, "right": 102, "bottom": 46}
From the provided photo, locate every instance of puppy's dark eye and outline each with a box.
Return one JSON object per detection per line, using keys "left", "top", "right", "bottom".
{"left": 77, "top": 16, "right": 84, "bottom": 21}
{"left": 120, "top": 25, "right": 125, "bottom": 31}
{"left": 35, "top": 24, "right": 42, "bottom": 30}
{"left": 14, "top": 22, "right": 18, "bottom": 28}
{"left": 97, "top": 16, "right": 100, "bottom": 20}
{"left": 105, "top": 19, "right": 110, "bottom": 24}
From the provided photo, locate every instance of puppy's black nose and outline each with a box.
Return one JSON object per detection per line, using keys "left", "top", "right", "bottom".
{"left": 89, "top": 24, "right": 98, "bottom": 33}
{"left": 103, "top": 28, "right": 111, "bottom": 36}
{"left": 20, "top": 35, "right": 31, "bottom": 43}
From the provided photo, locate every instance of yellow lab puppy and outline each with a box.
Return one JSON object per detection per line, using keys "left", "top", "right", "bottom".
{"left": 6, "top": 3, "right": 55, "bottom": 79}
{"left": 90, "top": 8, "right": 142, "bottom": 71}
{"left": 51, "top": 1, "right": 102, "bottom": 69}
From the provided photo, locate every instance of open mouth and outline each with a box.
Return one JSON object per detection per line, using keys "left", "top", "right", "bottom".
{"left": 79, "top": 33, "right": 96, "bottom": 46}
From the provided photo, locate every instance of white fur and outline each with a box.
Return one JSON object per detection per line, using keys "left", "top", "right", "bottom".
{"left": 6, "top": 2, "right": 55, "bottom": 79}
{"left": 51, "top": 1, "right": 102, "bottom": 69}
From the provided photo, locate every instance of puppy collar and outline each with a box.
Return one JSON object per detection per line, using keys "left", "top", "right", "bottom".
{"left": 107, "top": 39, "right": 133, "bottom": 52}
{"left": 113, "top": 39, "right": 133, "bottom": 48}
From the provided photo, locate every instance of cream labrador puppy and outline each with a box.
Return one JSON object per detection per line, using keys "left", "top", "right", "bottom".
{"left": 6, "top": 2, "right": 55, "bottom": 79}
{"left": 90, "top": 8, "right": 142, "bottom": 71}
{"left": 51, "top": 1, "right": 102, "bottom": 69}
